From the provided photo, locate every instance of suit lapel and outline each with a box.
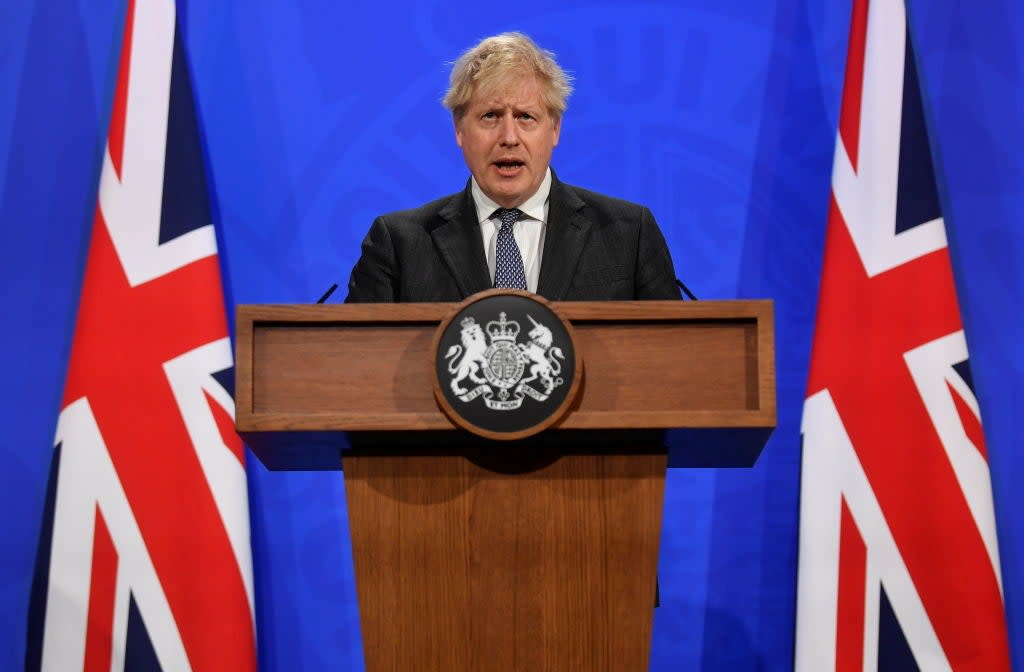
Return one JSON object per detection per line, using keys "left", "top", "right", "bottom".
{"left": 431, "top": 182, "right": 493, "bottom": 298}
{"left": 537, "top": 175, "right": 591, "bottom": 300}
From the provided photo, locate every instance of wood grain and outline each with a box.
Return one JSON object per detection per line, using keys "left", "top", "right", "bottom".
{"left": 343, "top": 447, "right": 667, "bottom": 672}
{"left": 235, "top": 299, "right": 776, "bottom": 433}
{"left": 234, "top": 299, "right": 777, "bottom": 668}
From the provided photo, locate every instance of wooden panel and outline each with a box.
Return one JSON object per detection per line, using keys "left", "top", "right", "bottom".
{"left": 344, "top": 449, "right": 666, "bottom": 672}
{"left": 236, "top": 300, "right": 776, "bottom": 433}
{"left": 570, "top": 320, "right": 757, "bottom": 413}
{"left": 253, "top": 323, "right": 437, "bottom": 414}
{"left": 233, "top": 300, "right": 775, "bottom": 667}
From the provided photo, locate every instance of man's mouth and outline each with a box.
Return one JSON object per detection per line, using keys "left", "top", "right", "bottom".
{"left": 493, "top": 160, "right": 525, "bottom": 176}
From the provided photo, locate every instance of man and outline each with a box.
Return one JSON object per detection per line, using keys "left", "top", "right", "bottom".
{"left": 345, "top": 32, "right": 682, "bottom": 303}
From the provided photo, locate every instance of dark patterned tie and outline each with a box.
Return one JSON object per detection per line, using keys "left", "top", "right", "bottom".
{"left": 492, "top": 208, "right": 527, "bottom": 290}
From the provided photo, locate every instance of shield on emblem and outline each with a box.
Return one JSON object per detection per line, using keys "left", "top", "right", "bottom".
{"left": 432, "top": 289, "right": 581, "bottom": 440}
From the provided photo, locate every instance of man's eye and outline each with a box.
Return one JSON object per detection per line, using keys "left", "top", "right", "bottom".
{"left": 519, "top": 114, "right": 534, "bottom": 121}
{"left": 482, "top": 112, "right": 497, "bottom": 119}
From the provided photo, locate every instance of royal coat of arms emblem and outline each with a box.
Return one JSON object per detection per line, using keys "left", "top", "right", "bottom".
{"left": 443, "top": 311, "right": 565, "bottom": 410}
{"left": 433, "top": 291, "right": 580, "bottom": 439}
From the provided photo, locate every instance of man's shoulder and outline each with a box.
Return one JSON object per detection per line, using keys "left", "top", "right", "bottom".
{"left": 377, "top": 190, "right": 464, "bottom": 226}
{"left": 556, "top": 180, "right": 649, "bottom": 219}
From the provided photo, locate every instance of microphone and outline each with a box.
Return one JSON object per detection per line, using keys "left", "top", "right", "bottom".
{"left": 316, "top": 283, "right": 339, "bottom": 304}
{"left": 675, "top": 278, "right": 697, "bottom": 301}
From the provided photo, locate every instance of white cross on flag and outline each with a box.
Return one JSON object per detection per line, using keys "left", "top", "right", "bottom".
{"left": 795, "top": 0, "right": 1011, "bottom": 669}
{"left": 26, "top": 0, "right": 257, "bottom": 669}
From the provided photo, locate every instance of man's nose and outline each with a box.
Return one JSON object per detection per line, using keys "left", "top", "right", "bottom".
{"left": 498, "top": 116, "right": 520, "bottom": 145}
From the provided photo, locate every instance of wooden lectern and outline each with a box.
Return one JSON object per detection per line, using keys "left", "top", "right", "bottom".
{"left": 236, "top": 300, "right": 775, "bottom": 671}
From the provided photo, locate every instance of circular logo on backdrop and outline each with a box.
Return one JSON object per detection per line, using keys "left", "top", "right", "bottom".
{"left": 432, "top": 290, "right": 581, "bottom": 440}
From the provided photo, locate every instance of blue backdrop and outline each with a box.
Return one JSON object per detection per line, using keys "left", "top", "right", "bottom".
{"left": 1, "top": 1, "right": 1022, "bottom": 669}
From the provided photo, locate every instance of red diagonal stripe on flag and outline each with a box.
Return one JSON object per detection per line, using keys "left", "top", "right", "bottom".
{"left": 83, "top": 508, "right": 118, "bottom": 672}
{"left": 807, "top": 205, "right": 1009, "bottom": 668}
{"left": 107, "top": 0, "right": 136, "bottom": 180}
{"left": 205, "top": 390, "right": 245, "bottom": 467}
{"left": 947, "top": 381, "right": 987, "bottom": 461}
{"left": 63, "top": 214, "right": 255, "bottom": 670}
{"left": 838, "top": 0, "right": 870, "bottom": 172}
{"left": 836, "top": 499, "right": 867, "bottom": 672}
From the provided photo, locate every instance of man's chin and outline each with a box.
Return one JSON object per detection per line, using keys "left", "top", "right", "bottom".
{"left": 483, "top": 179, "right": 533, "bottom": 208}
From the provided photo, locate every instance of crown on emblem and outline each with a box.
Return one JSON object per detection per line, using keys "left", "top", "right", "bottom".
{"left": 486, "top": 312, "right": 520, "bottom": 342}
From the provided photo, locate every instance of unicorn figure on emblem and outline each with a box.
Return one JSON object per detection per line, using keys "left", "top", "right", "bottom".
{"left": 518, "top": 315, "right": 565, "bottom": 395}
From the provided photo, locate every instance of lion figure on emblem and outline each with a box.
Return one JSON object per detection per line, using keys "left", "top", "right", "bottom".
{"left": 518, "top": 315, "right": 564, "bottom": 394}
{"left": 444, "top": 317, "right": 489, "bottom": 395}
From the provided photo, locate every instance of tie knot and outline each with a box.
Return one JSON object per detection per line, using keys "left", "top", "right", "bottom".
{"left": 494, "top": 208, "right": 522, "bottom": 229}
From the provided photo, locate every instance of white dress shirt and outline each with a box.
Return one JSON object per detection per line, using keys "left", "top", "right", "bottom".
{"left": 471, "top": 168, "right": 551, "bottom": 293}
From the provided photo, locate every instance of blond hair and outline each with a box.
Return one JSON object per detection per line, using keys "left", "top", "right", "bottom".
{"left": 443, "top": 32, "right": 573, "bottom": 121}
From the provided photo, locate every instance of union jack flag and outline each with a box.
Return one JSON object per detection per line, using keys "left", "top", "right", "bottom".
{"left": 795, "top": 0, "right": 1010, "bottom": 669}
{"left": 25, "top": 0, "right": 256, "bottom": 669}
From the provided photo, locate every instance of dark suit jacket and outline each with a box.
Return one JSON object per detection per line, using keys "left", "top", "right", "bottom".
{"left": 345, "top": 173, "right": 682, "bottom": 302}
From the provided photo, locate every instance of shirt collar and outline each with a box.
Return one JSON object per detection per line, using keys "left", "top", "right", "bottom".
{"left": 471, "top": 167, "right": 552, "bottom": 225}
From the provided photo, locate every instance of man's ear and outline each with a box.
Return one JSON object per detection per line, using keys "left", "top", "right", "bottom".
{"left": 454, "top": 116, "right": 464, "bottom": 148}
{"left": 552, "top": 116, "right": 561, "bottom": 146}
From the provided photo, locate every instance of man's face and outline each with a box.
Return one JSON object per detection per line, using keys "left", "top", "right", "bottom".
{"left": 455, "top": 76, "right": 561, "bottom": 208}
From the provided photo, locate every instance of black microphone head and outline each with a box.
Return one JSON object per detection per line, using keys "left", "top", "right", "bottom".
{"left": 674, "top": 278, "right": 698, "bottom": 301}
{"left": 316, "top": 283, "right": 339, "bottom": 304}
